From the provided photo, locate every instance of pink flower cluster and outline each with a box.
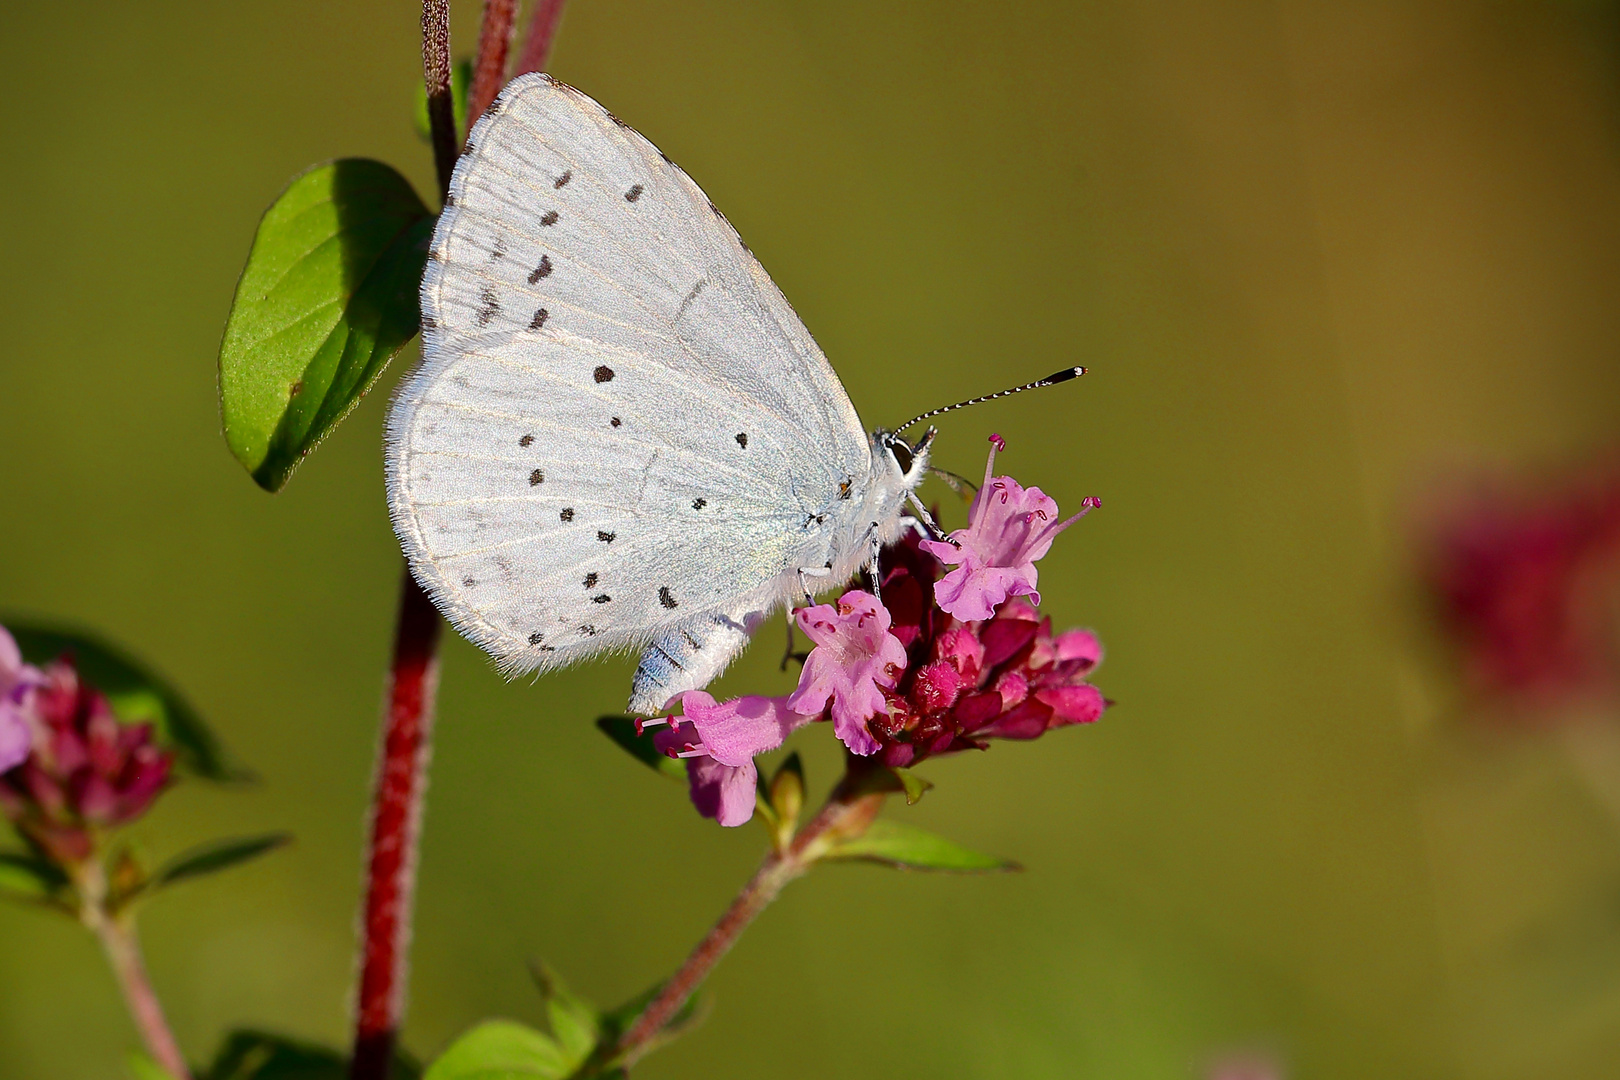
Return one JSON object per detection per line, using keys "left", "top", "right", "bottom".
{"left": 0, "top": 632, "right": 174, "bottom": 864}
{"left": 646, "top": 437, "right": 1108, "bottom": 827}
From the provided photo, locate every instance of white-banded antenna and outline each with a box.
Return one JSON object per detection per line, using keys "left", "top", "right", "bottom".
{"left": 893, "top": 366, "right": 1086, "bottom": 435}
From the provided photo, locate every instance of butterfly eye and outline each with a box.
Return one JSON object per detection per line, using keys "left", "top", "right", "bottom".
{"left": 887, "top": 438, "right": 914, "bottom": 475}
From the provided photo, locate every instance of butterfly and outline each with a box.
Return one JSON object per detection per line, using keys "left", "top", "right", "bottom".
{"left": 386, "top": 73, "right": 1076, "bottom": 713}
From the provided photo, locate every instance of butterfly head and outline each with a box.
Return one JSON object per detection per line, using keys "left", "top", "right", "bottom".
{"left": 875, "top": 426, "right": 935, "bottom": 488}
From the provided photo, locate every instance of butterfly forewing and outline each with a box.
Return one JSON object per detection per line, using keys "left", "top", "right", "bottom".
{"left": 388, "top": 73, "right": 870, "bottom": 675}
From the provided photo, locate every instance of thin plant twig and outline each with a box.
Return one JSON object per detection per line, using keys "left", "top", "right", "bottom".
{"left": 614, "top": 785, "right": 884, "bottom": 1068}
{"left": 467, "top": 0, "right": 520, "bottom": 129}
{"left": 76, "top": 860, "right": 191, "bottom": 1080}
{"left": 350, "top": 574, "right": 444, "bottom": 1080}
{"left": 513, "top": 0, "right": 569, "bottom": 77}
{"left": 421, "top": 0, "right": 459, "bottom": 194}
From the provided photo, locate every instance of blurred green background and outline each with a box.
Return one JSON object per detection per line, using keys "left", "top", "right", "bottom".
{"left": 5, "top": 0, "right": 1620, "bottom": 1077}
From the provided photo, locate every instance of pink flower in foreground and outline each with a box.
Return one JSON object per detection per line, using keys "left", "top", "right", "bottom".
{"left": 649, "top": 692, "right": 813, "bottom": 826}
{"left": 787, "top": 591, "right": 908, "bottom": 756}
{"left": 921, "top": 434, "right": 1100, "bottom": 621}
{"left": 0, "top": 627, "right": 40, "bottom": 774}
{"left": 0, "top": 654, "right": 175, "bottom": 863}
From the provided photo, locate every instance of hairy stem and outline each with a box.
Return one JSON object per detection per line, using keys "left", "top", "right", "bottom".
{"left": 350, "top": 573, "right": 444, "bottom": 1080}
{"left": 614, "top": 788, "right": 884, "bottom": 1068}
{"left": 467, "top": 0, "right": 519, "bottom": 130}
{"left": 77, "top": 861, "right": 191, "bottom": 1080}
{"left": 513, "top": 0, "right": 569, "bottom": 77}
{"left": 421, "top": 0, "right": 458, "bottom": 195}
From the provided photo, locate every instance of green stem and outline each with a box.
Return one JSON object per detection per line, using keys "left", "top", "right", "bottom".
{"left": 77, "top": 861, "right": 191, "bottom": 1080}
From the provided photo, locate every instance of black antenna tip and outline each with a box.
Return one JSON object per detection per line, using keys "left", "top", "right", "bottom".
{"left": 1044, "top": 366, "right": 1086, "bottom": 384}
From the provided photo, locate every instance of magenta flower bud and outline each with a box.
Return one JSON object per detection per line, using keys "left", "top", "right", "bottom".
{"left": 0, "top": 653, "right": 175, "bottom": 864}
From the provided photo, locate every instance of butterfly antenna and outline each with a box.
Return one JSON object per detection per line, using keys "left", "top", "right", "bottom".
{"left": 893, "top": 367, "right": 1086, "bottom": 435}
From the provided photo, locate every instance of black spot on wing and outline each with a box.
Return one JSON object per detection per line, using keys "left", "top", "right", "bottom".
{"left": 528, "top": 254, "right": 553, "bottom": 283}
{"left": 597, "top": 530, "right": 615, "bottom": 543}
{"left": 659, "top": 586, "right": 678, "bottom": 609}
{"left": 529, "top": 469, "right": 544, "bottom": 486}
{"left": 592, "top": 594, "right": 612, "bottom": 604}
{"left": 625, "top": 184, "right": 643, "bottom": 202}
{"left": 462, "top": 576, "right": 476, "bottom": 587}
{"left": 554, "top": 171, "right": 571, "bottom": 188}
{"left": 594, "top": 365, "right": 615, "bottom": 383}
{"left": 559, "top": 507, "right": 574, "bottom": 521}
{"left": 583, "top": 572, "right": 598, "bottom": 588}
{"left": 476, "top": 287, "right": 500, "bottom": 327}
{"left": 735, "top": 432, "right": 748, "bottom": 449}
{"left": 519, "top": 434, "right": 534, "bottom": 447}
{"left": 610, "top": 417, "right": 621, "bottom": 427}
{"left": 540, "top": 210, "right": 559, "bottom": 227}
{"left": 529, "top": 308, "right": 549, "bottom": 331}
{"left": 528, "top": 631, "right": 543, "bottom": 645}
{"left": 692, "top": 498, "right": 706, "bottom": 510}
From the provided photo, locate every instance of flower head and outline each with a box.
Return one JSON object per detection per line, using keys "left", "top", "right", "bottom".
{"left": 0, "top": 627, "right": 40, "bottom": 774}
{"left": 787, "top": 591, "right": 908, "bottom": 756}
{"left": 649, "top": 692, "right": 813, "bottom": 826}
{"left": 921, "top": 434, "right": 1099, "bottom": 621}
{"left": 867, "top": 535, "right": 1107, "bottom": 767}
{"left": 0, "top": 654, "right": 174, "bottom": 863}
{"left": 1424, "top": 463, "right": 1620, "bottom": 706}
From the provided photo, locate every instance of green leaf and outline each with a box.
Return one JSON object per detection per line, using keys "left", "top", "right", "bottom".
{"left": 129, "top": 1053, "right": 182, "bottom": 1080}
{"left": 594, "top": 717, "right": 684, "bottom": 782}
{"left": 424, "top": 1020, "right": 570, "bottom": 1080}
{"left": 414, "top": 57, "right": 473, "bottom": 143}
{"left": 0, "top": 851, "right": 70, "bottom": 906}
{"left": 5, "top": 621, "right": 250, "bottom": 782}
{"left": 203, "top": 1030, "right": 417, "bottom": 1080}
{"left": 526, "top": 962, "right": 599, "bottom": 1069}
{"left": 152, "top": 834, "right": 291, "bottom": 891}
{"left": 824, "top": 820, "right": 1019, "bottom": 873}
{"left": 218, "top": 158, "right": 433, "bottom": 492}
{"left": 841, "top": 762, "right": 933, "bottom": 805}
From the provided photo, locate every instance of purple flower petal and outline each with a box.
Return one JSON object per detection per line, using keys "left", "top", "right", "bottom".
{"left": 680, "top": 692, "right": 810, "bottom": 768}
{"left": 787, "top": 591, "right": 907, "bottom": 756}
{"left": 921, "top": 436, "right": 1098, "bottom": 621}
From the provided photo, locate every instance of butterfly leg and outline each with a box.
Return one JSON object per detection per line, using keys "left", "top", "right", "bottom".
{"left": 904, "top": 492, "right": 951, "bottom": 541}
{"left": 796, "top": 562, "right": 833, "bottom": 604}
{"left": 778, "top": 608, "right": 803, "bottom": 672}
{"left": 864, "top": 529, "right": 884, "bottom": 601}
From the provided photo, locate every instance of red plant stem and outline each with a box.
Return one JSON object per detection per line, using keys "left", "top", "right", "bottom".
{"left": 467, "top": 0, "right": 519, "bottom": 130}
{"left": 349, "top": 573, "right": 444, "bottom": 1080}
{"left": 513, "top": 0, "right": 569, "bottom": 76}
{"left": 614, "top": 789, "right": 884, "bottom": 1068}
{"left": 421, "top": 0, "right": 459, "bottom": 194}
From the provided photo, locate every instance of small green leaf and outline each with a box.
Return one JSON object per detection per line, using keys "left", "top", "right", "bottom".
{"left": 152, "top": 834, "right": 291, "bottom": 891}
{"left": 5, "top": 621, "right": 249, "bottom": 782}
{"left": 594, "top": 717, "right": 684, "bottom": 781}
{"left": 424, "top": 1020, "right": 570, "bottom": 1080}
{"left": 841, "top": 762, "right": 932, "bottom": 805}
{"left": 219, "top": 158, "right": 433, "bottom": 492}
{"left": 526, "top": 961, "right": 599, "bottom": 1068}
{"left": 824, "top": 820, "right": 1018, "bottom": 873}
{"left": 128, "top": 1053, "right": 182, "bottom": 1080}
{"left": 0, "top": 851, "right": 70, "bottom": 906}
{"left": 414, "top": 57, "right": 473, "bottom": 143}
{"left": 203, "top": 1030, "right": 417, "bottom": 1080}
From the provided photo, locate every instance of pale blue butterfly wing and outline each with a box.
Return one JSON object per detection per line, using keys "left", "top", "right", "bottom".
{"left": 387, "top": 73, "right": 889, "bottom": 711}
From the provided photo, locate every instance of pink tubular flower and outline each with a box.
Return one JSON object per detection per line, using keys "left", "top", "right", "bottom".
{"left": 0, "top": 655, "right": 174, "bottom": 863}
{"left": 0, "top": 627, "right": 40, "bottom": 773}
{"left": 921, "top": 434, "right": 1100, "bottom": 621}
{"left": 787, "top": 591, "right": 908, "bottom": 756}
{"left": 649, "top": 692, "right": 813, "bottom": 827}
